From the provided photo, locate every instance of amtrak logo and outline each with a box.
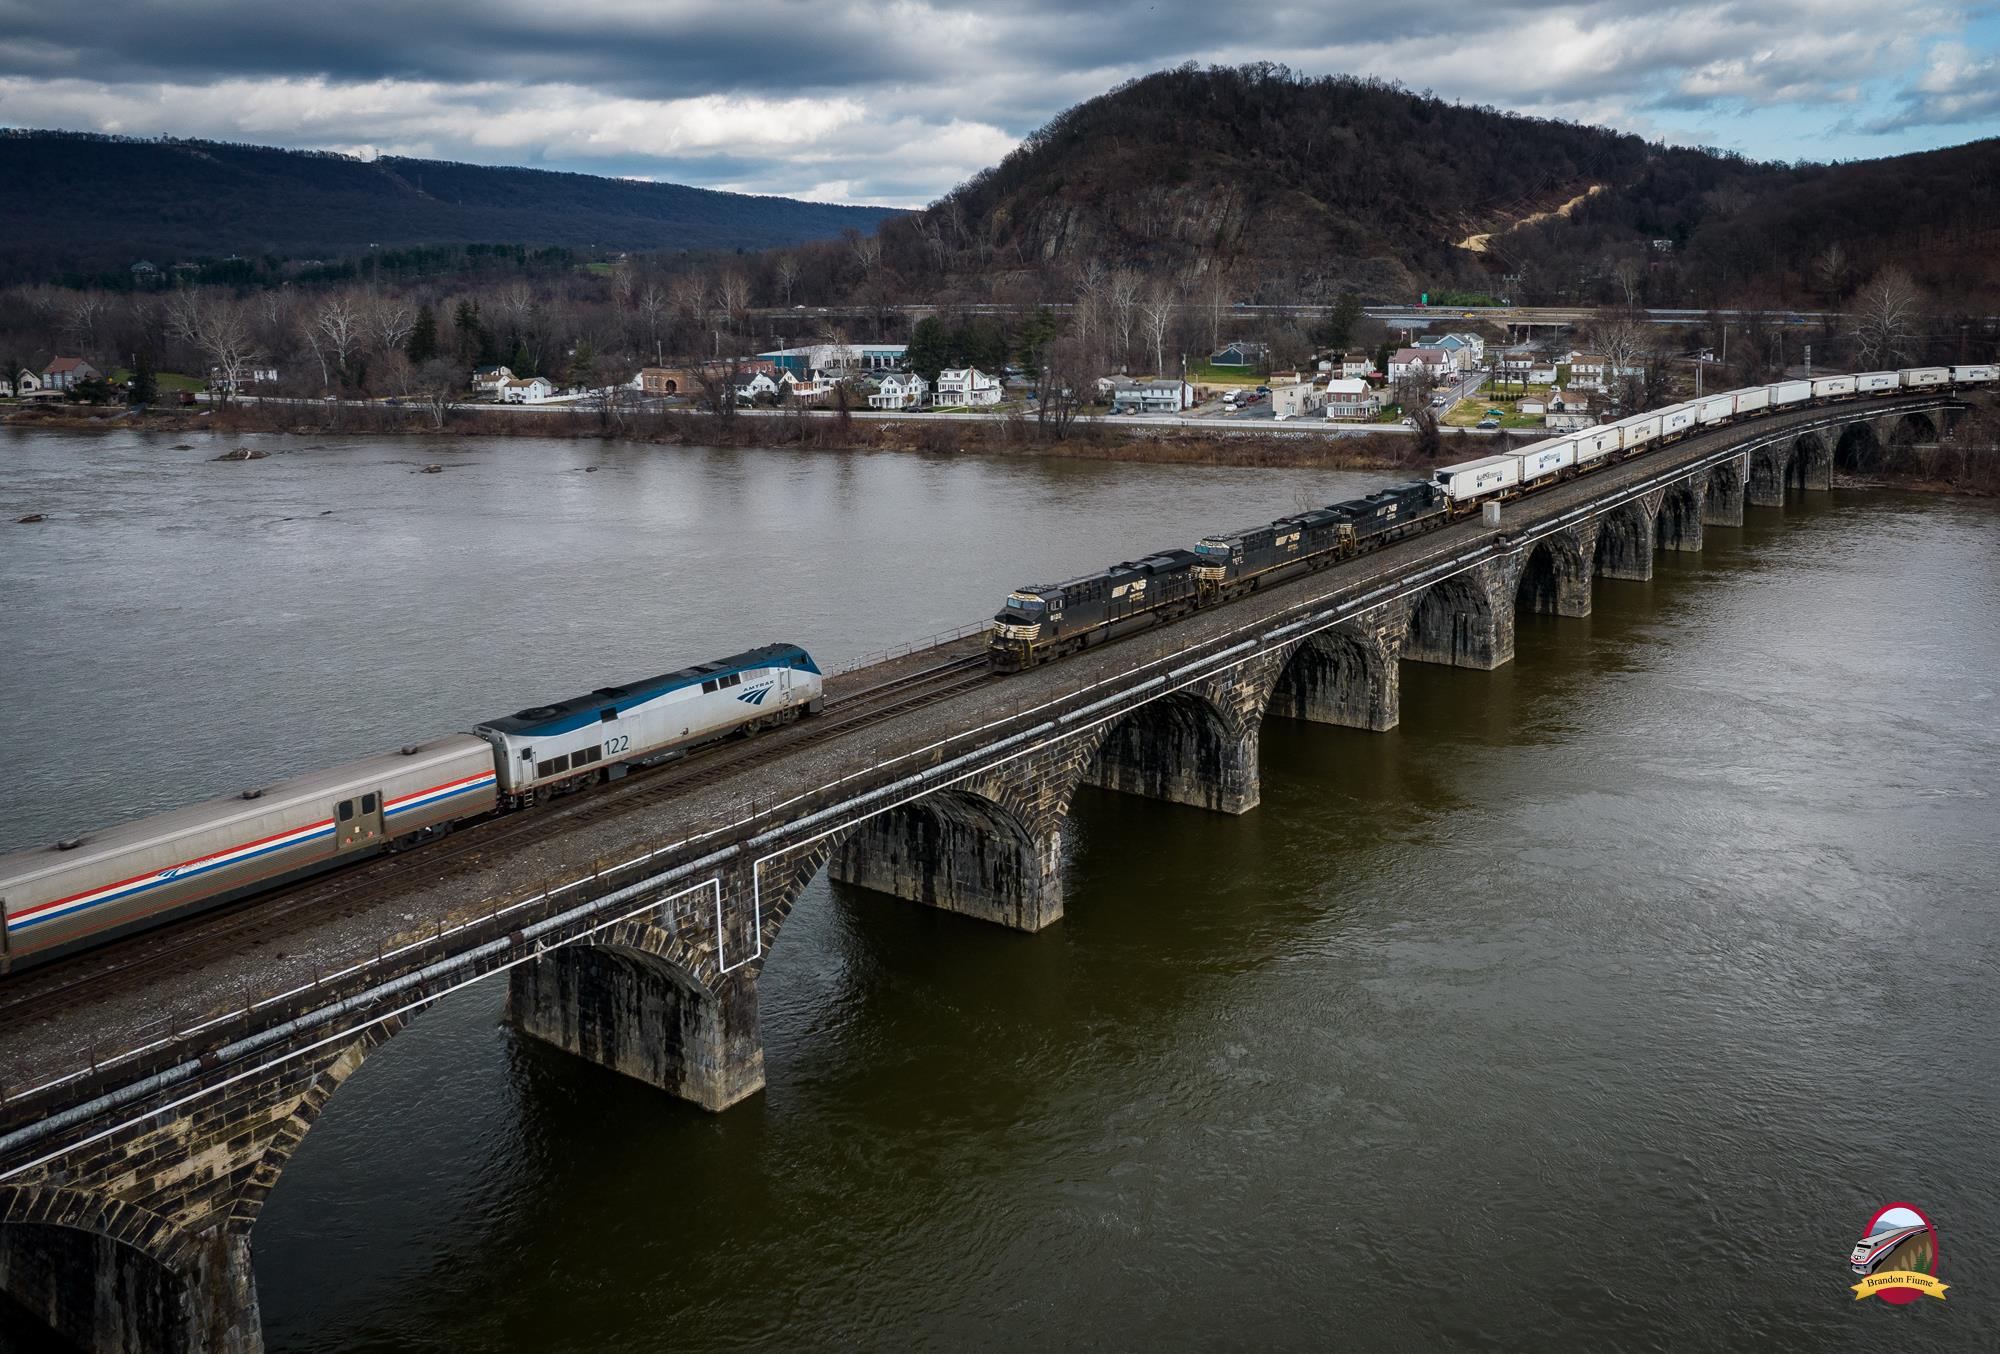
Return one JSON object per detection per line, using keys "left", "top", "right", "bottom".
{"left": 736, "top": 682, "right": 775, "bottom": 706}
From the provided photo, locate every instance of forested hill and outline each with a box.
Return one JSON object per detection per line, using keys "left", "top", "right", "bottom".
{"left": 0, "top": 131, "right": 901, "bottom": 278}
{"left": 879, "top": 65, "right": 2000, "bottom": 306}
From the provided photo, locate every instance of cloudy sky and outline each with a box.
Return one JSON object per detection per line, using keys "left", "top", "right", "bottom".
{"left": 1, "top": 1, "right": 1996, "bottom": 207}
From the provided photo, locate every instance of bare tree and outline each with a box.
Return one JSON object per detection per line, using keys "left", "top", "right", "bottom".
{"left": 63, "top": 294, "right": 110, "bottom": 351}
{"left": 850, "top": 232, "right": 882, "bottom": 277}
{"left": 1812, "top": 243, "right": 1849, "bottom": 304}
{"left": 1852, "top": 268, "right": 1922, "bottom": 369}
{"left": 1141, "top": 283, "right": 1176, "bottom": 376}
{"left": 716, "top": 271, "right": 752, "bottom": 323}
{"left": 689, "top": 356, "right": 744, "bottom": 417}
{"left": 1608, "top": 254, "right": 1645, "bottom": 309}
{"left": 312, "top": 294, "right": 363, "bottom": 388}
{"left": 1589, "top": 312, "right": 1651, "bottom": 412}
{"left": 1033, "top": 335, "right": 1094, "bottom": 441}
{"left": 773, "top": 255, "right": 802, "bottom": 307}
{"left": 1199, "top": 271, "right": 1232, "bottom": 353}
{"left": 1108, "top": 270, "right": 1141, "bottom": 369}
{"left": 165, "top": 290, "right": 258, "bottom": 404}
{"left": 412, "top": 359, "right": 461, "bottom": 429}
{"left": 1394, "top": 363, "right": 1442, "bottom": 458}
{"left": 636, "top": 282, "right": 668, "bottom": 362}
{"left": 368, "top": 296, "right": 416, "bottom": 357}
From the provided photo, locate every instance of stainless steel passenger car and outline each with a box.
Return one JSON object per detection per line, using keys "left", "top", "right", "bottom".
{"left": 0, "top": 736, "right": 497, "bottom": 970}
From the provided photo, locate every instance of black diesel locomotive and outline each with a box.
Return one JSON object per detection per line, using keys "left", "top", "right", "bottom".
{"left": 989, "top": 483, "right": 1444, "bottom": 670}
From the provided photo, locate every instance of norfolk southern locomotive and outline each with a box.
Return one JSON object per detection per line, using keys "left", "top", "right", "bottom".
{"left": 0, "top": 645, "right": 823, "bottom": 971}
{"left": 988, "top": 364, "right": 1994, "bottom": 669}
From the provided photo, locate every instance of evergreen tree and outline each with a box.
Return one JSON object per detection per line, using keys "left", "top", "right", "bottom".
{"left": 407, "top": 305, "right": 439, "bottom": 365}
{"left": 126, "top": 350, "right": 158, "bottom": 406}
{"left": 509, "top": 338, "right": 537, "bottom": 379}
{"left": 1015, "top": 308, "right": 1061, "bottom": 378}
{"left": 565, "top": 340, "right": 597, "bottom": 390}
{"left": 1324, "top": 293, "right": 1362, "bottom": 351}
{"left": 906, "top": 316, "right": 950, "bottom": 385}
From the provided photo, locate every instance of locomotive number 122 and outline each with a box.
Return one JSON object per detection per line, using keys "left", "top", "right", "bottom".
{"left": 603, "top": 735, "right": 630, "bottom": 756}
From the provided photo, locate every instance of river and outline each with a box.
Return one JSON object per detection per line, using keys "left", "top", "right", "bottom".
{"left": 2, "top": 428, "right": 1995, "bottom": 1351}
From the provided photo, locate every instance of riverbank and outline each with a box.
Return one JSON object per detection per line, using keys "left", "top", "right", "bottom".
{"left": 0, "top": 399, "right": 1428, "bottom": 472}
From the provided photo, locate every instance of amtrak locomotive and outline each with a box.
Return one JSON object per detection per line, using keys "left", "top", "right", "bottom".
{"left": 0, "top": 645, "right": 822, "bottom": 971}
{"left": 988, "top": 365, "right": 1994, "bottom": 669}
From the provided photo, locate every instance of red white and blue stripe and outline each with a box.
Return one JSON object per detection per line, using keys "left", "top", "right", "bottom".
{"left": 5, "top": 771, "right": 495, "bottom": 934}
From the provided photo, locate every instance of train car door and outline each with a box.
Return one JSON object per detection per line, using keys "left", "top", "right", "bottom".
{"left": 335, "top": 790, "right": 385, "bottom": 851}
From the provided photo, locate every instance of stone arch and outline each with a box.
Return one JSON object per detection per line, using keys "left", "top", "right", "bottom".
{"left": 1269, "top": 626, "right": 1400, "bottom": 729}
{"left": 1703, "top": 459, "right": 1744, "bottom": 525}
{"left": 1655, "top": 478, "right": 1704, "bottom": 552}
{"left": 1513, "top": 531, "right": 1590, "bottom": 619}
{"left": 1593, "top": 501, "right": 1654, "bottom": 580}
{"left": 1835, "top": 420, "right": 1883, "bottom": 472}
{"left": 1748, "top": 443, "right": 1790, "bottom": 506}
{"left": 1891, "top": 410, "right": 1939, "bottom": 448}
{"left": 1404, "top": 570, "right": 1505, "bottom": 668}
{"left": 1788, "top": 432, "right": 1831, "bottom": 492}
{"left": 1085, "top": 688, "right": 1252, "bottom": 814}
{"left": 829, "top": 785, "right": 1059, "bottom": 931}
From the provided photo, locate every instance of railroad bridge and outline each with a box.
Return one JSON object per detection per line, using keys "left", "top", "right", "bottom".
{"left": 0, "top": 395, "right": 1964, "bottom": 1351}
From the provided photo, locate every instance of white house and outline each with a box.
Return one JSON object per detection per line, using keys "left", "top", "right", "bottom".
{"left": 500, "top": 376, "right": 556, "bottom": 404}
{"left": 934, "top": 367, "right": 1002, "bottom": 406}
{"left": 1518, "top": 394, "right": 1549, "bottom": 416}
{"left": 1569, "top": 355, "right": 1608, "bottom": 389}
{"left": 1323, "top": 378, "right": 1382, "bottom": 421}
{"left": 13, "top": 369, "right": 38, "bottom": 395}
{"left": 734, "top": 370, "right": 783, "bottom": 401}
{"left": 1387, "top": 348, "right": 1453, "bottom": 382}
{"left": 1337, "top": 353, "right": 1376, "bottom": 379}
{"left": 1109, "top": 378, "right": 1194, "bottom": 414}
{"left": 472, "top": 364, "right": 514, "bottom": 394}
{"left": 868, "top": 371, "right": 929, "bottom": 410}
{"left": 1268, "top": 378, "right": 1326, "bottom": 419}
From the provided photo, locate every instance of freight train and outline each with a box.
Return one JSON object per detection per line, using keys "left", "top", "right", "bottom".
{"left": 987, "top": 366, "right": 1992, "bottom": 669}
{"left": 0, "top": 645, "right": 823, "bottom": 971}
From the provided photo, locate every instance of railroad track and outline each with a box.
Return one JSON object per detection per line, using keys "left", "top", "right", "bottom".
{"left": 0, "top": 647, "right": 1003, "bottom": 1036}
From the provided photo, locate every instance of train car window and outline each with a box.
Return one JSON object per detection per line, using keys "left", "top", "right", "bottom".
{"left": 361, "top": 793, "right": 377, "bottom": 814}
{"left": 723, "top": 673, "right": 741, "bottom": 688}
{"left": 573, "top": 746, "right": 601, "bottom": 766}
{"left": 338, "top": 800, "right": 354, "bottom": 821}
{"left": 600, "top": 708, "right": 617, "bottom": 723}
{"left": 702, "top": 679, "right": 718, "bottom": 693}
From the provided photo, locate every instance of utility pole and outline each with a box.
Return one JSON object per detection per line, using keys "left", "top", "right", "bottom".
{"left": 1804, "top": 344, "right": 1812, "bottom": 378}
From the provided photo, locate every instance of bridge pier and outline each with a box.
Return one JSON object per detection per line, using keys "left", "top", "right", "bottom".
{"left": 1748, "top": 444, "right": 1789, "bottom": 507}
{"left": 507, "top": 944, "right": 764, "bottom": 1113}
{"left": 1269, "top": 612, "right": 1406, "bottom": 729}
{"left": 1703, "top": 457, "right": 1746, "bottom": 526}
{"left": 0, "top": 1214, "right": 259, "bottom": 1354}
{"left": 1402, "top": 559, "right": 1514, "bottom": 669}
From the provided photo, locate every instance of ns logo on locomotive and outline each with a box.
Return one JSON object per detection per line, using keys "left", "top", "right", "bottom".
{"left": 0, "top": 645, "right": 824, "bottom": 972}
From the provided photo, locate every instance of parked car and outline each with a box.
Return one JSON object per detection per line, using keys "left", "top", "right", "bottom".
{"left": 1477, "top": 417, "right": 1501, "bottom": 429}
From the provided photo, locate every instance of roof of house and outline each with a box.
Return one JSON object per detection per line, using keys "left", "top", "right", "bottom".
{"left": 504, "top": 376, "right": 549, "bottom": 388}
{"left": 1391, "top": 348, "right": 1447, "bottom": 364}
{"left": 44, "top": 356, "right": 93, "bottom": 373}
{"left": 1325, "top": 379, "right": 1373, "bottom": 396}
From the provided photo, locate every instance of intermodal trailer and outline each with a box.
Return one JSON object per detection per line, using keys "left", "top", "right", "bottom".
{"left": 1769, "top": 380, "right": 1812, "bottom": 407}
{"left": 1901, "top": 368, "right": 1949, "bottom": 389}
{"left": 1661, "top": 404, "right": 1696, "bottom": 439}
{"left": 1512, "top": 438, "right": 1575, "bottom": 485}
{"left": 1855, "top": 371, "right": 1900, "bottom": 395}
{"left": 1951, "top": 365, "right": 1998, "bottom": 385}
{"left": 1812, "top": 375, "right": 1856, "bottom": 399}
{"left": 1573, "top": 426, "right": 1622, "bottom": 467}
{"left": 1736, "top": 386, "right": 1771, "bottom": 415}
{"left": 1695, "top": 394, "right": 1738, "bottom": 424}
{"left": 1616, "top": 413, "right": 1663, "bottom": 453}
{"left": 1433, "top": 454, "right": 1519, "bottom": 504}
{"left": 0, "top": 736, "right": 498, "bottom": 969}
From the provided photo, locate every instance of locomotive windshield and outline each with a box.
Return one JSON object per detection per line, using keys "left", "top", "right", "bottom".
{"left": 1005, "top": 596, "right": 1045, "bottom": 614}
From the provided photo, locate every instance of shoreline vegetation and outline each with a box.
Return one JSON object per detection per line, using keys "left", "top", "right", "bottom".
{"left": 5, "top": 399, "right": 1996, "bottom": 494}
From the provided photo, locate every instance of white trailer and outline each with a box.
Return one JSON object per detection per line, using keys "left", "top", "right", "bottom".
{"left": 1694, "top": 393, "right": 1737, "bottom": 425}
{"left": 1951, "top": 365, "right": 1998, "bottom": 385}
{"left": 1856, "top": 371, "right": 1900, "bottom": 395}
{"left": 1769, "top": 380, "right": 1811, "bottom": 407}
{"left": 1661, "top": 405, "right": 1696, "bottom": 439}
{"left": 1811, "top": 375, "right": 1856, "bottom": 399}
{"left": 1736, "top": 386, "right": 1771, "bottom": 415}
{"left": 1512, "top": 439, "right": 1575, "bottom": 484}
{"left": 1574, "top": 427, "right": 1621, "bottom": 466}
{"left": 1433, "top": 454, "right": 1520, "bottom": 503}
{"left": 1902, "top": 368, "right": 1949, "bottom": 389}
{"left": 1617, "top": 414, "right": 1663, "bottom": 452}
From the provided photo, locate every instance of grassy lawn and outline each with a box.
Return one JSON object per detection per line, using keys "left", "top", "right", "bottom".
{"left": 110, "top": 369, "right": 206, "bottom": 392}
{"left": 1444, "top": 397, "right": 1545, "bottom": 430}
{"left": 1187, "top": 360, "right": 1262, "bottom": 385}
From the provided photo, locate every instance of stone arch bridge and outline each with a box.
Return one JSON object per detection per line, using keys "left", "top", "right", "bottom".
{"left": 0, "top": 395, "right": 1962, "bottom": 1351}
